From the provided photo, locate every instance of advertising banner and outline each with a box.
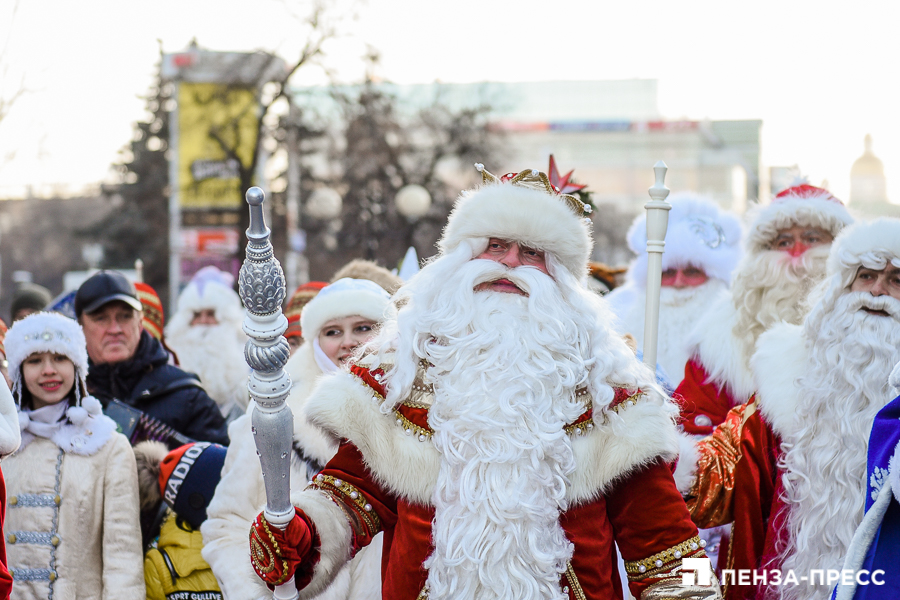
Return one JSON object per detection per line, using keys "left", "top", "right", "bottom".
{"left": 177, "top": 82, "right": 258, "bottom": 210}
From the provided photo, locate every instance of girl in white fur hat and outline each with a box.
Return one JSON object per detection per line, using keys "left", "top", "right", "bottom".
{"left": 3, "top": 311, "right": 144, "bottom": 599}
{"left": 201, "top": 278, "right": 390, "bottom": 600}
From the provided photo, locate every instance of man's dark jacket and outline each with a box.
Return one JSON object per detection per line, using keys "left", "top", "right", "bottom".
{"left": 87, "top": 330, "right": 229, "bottom": 446}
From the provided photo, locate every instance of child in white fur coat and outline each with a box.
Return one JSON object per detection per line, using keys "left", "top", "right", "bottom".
{"left": 3, "top": 312, "right": 144, "bottom": 599}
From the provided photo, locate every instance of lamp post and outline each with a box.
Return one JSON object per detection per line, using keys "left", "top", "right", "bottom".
{"left": 395, "top": 184, "right": 432, "bottom": 220}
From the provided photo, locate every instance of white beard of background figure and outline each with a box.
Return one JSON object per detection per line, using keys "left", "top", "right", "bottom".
{"left": 166, "top": 321, "right": 249, "bottom": 418}
{"left": 606, "top": 192, "right": 743, "bottom": 383}
{"left": 165, "top": 266, "right": 249, "bottom": 419}
{"left": 774, "top": 288, "right": 900, "bottom": 600}
{"left": 728, "top": 242, "right": 830, "bottom": 364}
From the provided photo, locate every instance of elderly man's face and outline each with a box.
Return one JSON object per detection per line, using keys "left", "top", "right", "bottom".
{"left": 772, "top": 225, "right": 833, "bottom": 257}
{"left": 851, "top": 266, "right": 900, "bottom": 314}
{"left": 80, "top": 302, "right": 143, "bottom": 364}
{"left": 661, "top": 265, "right": 709, "bottom": 288}
{"left": 474, "top": 238, "right": 549, "bottom": 296}
{"left": 190, "top": 308, "right": 219, "bottom": 326}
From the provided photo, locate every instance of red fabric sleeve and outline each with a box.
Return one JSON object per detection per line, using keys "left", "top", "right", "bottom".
{"left": 725, "top": 411, "right": 780, "bottom": 599}
{"left": 310, "top": 440, "right": 398, "bottom": 553}
{"left": 675, "top": 358, "right": 737, "bottom": 436}
{"left": 606, "top": 459, "right": 702, "bottom": 599}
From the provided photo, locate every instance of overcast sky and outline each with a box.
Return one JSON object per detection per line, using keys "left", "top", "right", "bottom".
{"left": 1, "top": 0, "right": 898, "bottom": 203}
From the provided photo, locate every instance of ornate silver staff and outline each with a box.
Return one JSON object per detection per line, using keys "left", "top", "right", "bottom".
{"left": 239, "top": 187, "right": 299, "bottom": 600}
{"left": 642, "top": 161, "right": 671, "bottom": 369}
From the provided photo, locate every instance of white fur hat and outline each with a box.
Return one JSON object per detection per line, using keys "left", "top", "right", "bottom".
{"left": 746, "top": 184, "right": 853, "bottom": 255}
{"left": 300, "top": 278, "right": 391, "bottom": 340}
{"left": 166, "top": 266, "right": 244, "bottom": 335}
{"left": 827, "top": 217, "right": 900, "bottom": 287}
{"left": 625, "top": 192, "right": 743, "bottom": 287}
{"left": 5, "top": 312, "right": 89, "bottom": 403}
{"left": 439, "top": 175, "right": 593, "bottom": 278}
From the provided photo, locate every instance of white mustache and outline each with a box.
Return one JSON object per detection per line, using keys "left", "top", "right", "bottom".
{"left": 470, "top": 260, "right": 546, "bottom": 294}
{"left": 846, "top": 291, "right": 900, "bottom": 319}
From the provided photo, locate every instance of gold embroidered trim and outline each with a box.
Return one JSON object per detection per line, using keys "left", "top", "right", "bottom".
{"left": 624, "top": 535, "right": 703, "bottom": 577}
{"left": 416, "top": 583, "right": 429, "bottom": 599}
{"left": 309, "top": 474, "right": 381, "bottom": 535}
{"left": 611, "top": 391, "right": 645, "bottom": 414}
{"left": 352, "top": 371, "right": 386, "bottom": 401}
{"left": 394, "top": 409, "right": 433, "bottom": 440}
{"left": 564, "top": 562, "right": 587, "bottom": 600}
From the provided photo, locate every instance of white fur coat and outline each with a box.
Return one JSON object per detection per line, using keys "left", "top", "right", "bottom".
{"left": 685, "top": 292, "right": 757, "bottom": 403}
{"left": 4, "top": 421, "right": 144, "bottom": 599}
{"left": 286, "top": 363, "right": 683, "bottom": 597}
{"left": 0, "top": 377, "right": 20, "bottom": 458}
{"left": 750, "top": 323, "right": 810, "bottom": 439}
{"left": 201, "top": 342, "right": 382, "bottom": 600}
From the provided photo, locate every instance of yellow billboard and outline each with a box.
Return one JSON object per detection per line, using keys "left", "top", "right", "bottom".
{"left": 177, "top": 82, "right": 258, "bottom": 209}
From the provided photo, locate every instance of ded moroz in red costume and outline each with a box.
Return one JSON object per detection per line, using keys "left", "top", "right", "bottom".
{"left": 251, "top": 164, "right": 720, "bottom": 600}
{"left": 675, "top": 184, "right": 853, "bottom": 437}
{"left": 683, "top": 218, "right": 900, "bottom": 600}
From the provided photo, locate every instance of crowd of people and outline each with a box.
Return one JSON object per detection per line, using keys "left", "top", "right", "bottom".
{"left": 0, "top": 163, "right": 897, "bottom": 600}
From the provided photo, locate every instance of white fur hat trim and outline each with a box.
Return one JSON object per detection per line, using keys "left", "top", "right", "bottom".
{"left": 300, "top": 278, "right": 391, "bottom": 340}
{"left": 6, "top": 312, "right": 88, "bottom": 384}
{"left": 439, "top": 183, "right": 592, "bottom": 278}
{"left": 827, "top": 217, "right": 900, "bottom": 286}
{"left": 625, "top": 192, "right": 743, "bottom": 287}
{"left": 166, "top": 266, "right": 244, "bottom": 336}
{"left": 745, "top": 187, "right": 853, "bottom": 254}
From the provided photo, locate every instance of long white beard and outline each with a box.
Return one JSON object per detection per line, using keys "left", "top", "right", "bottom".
{"left": 166, "top": 323, "right": 250, "bottom": 415}
{"left": 776, "top": 292, "right": 900, "bottom": 600}
{"left": 730, "top": 245, "right": 828, "bottom": 361}
{"left": 619, "top": 280, "right": 727, "bottom": 381}
{"left": 424, "top": 287, "right": 587, "bottom": 600}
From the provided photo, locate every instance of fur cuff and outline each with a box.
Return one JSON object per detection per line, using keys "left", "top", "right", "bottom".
{"left": 672, "top": 433, "right": 701, "bottom": 495}
{"left": 290, "top": 489, "right": 355, "bottom": 600}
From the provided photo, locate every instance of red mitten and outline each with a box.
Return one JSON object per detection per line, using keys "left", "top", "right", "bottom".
{"left": 250, "top": 509, "right": 313, "bottom": 586}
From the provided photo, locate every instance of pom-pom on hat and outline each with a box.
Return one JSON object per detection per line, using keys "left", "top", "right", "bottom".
{"left": 284, "top": 281, "right": 328, "bottom": 341}
{"left": 625, "top": 192, "right": 743, "bottom": 288}
{"left": 158, "top": 441, "right": 227, "bottom": 529}
{"left": 300, "top": 278, "right": 391, "bottom": 340}
{"left": 439, "top": 164, "right": 593, "bottom": 278}
{"left": 826, "top": 217, "right": 900, "bottom": 288}
{"left": 746, "top": 184, "right": 853, "bottom": 255}
{"left": 5, "top": 312, "right": 89, "bottom": 406}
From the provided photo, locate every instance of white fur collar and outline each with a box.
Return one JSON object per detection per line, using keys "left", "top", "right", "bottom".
{"left": 18, "top": 398, "right": 117, "bottom": 456}
{"left": 305, "top": 368, "right": 681, "bottom": 506}
{"left": 750, "top": 322, "right": 808, "bottom": 439}
{"left": 285, "top": 342, "right": 340, "bottom": 466}
{"left": 890, "top": 361, "right": 900, "bottom": 396}
{"left": 686, "top": 292, "right": 756, "bottom": 401}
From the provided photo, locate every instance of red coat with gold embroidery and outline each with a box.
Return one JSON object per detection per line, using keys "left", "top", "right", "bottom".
{"left": 286, "top": 361, "right": 708, "bottom": 600}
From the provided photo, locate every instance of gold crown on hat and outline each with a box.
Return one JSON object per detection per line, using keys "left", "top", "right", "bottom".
{"left": 475, "top": 163, "right": 592, "bottom": 218}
